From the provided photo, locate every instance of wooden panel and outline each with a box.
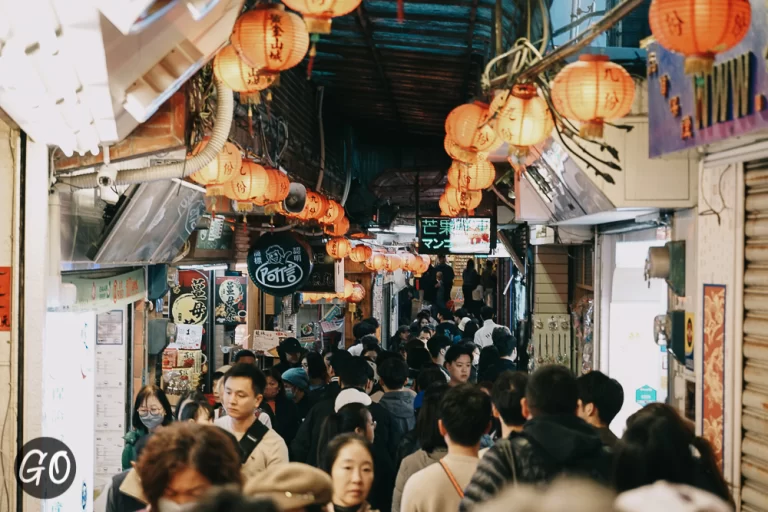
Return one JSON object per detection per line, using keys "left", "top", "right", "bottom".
{"left": 537, "top": 272, "right": 568, "bottom": 285}
{"left": 536, "top": 292, "right": 567, "bottom": 304}
{"left": 54, "top": 90, "right": 187, "bottom": 171}
{"left": 535, "top": 254, "right": 568, "bottom": 265}
{"left": 535, "top": 282, "right": 568, "bottom": 295}
{"left": 535, "top": 263, "right": 568, "bottom": 275}
{"left": 536, "top": 245, "right": 568, "bottom": 255}
{"left": 535, "top": 302, "right": 568, "bottom": 314}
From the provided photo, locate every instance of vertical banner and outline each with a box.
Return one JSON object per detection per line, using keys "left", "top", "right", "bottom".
{"left": 685, "top": 311, "right": 695, "bottom": 371}
{"left": 214, "top": 275, "right": 247, "bottom": 325}
{"left": 702, "top": 284, "right": 726, "bottom": 471}
{"left": 170, "top": 270, "right": 210, "bottom": 353}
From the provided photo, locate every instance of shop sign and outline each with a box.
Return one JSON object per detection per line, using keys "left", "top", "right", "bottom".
{"left": 685, "top": 312, "right": 694, "bottom": 371}
{"left": 214, "top": 276, "right": 247, "bottom": 325}
{"left": 247, "top": 233, "right": 312, "bottom": 296}
{"left": 648, "top": 1, "right": 767, "bottom": 157}
{"left": 170, "top": 270, "right": 210, "bottom": 352}
{"left": 635, "top": 385, "right": 657, "bottom": 406}
{"left": 63, "top": 269, "right": 145, "bottom": 310}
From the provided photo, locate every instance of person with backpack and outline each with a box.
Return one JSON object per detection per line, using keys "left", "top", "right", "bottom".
{"left": 460, "top": 365, "right": 613, "bottom": 511}
{"left": 214, "top": 364, "right": 289, "bottom": 478}
{"left": 400, "top": 384, "right": 491, "bottom": 512}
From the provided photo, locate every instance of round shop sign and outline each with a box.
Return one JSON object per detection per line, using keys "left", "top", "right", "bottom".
{"left": 247, "top": 233, "right": 313, "bottom": 296}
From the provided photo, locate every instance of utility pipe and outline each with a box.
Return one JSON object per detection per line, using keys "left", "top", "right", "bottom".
{"left": 490, "top": 0, "right": 646, "bottom": 87}
{"left": 57, "top": 76, "right": 235, "bottom": 188}
{"left": 316, "top": 86, "right": 325, "bottom": 192}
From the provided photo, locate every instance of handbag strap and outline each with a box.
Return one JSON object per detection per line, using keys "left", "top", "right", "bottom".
{"left": 439, "top": 459, "right": 465, "bottom": 498}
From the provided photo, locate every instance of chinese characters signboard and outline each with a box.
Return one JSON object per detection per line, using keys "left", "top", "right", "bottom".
{"left": 418, "top": 217, "right": 492, "bottom": 254}
{"left": 170, "top": 270, "right": 210, "bottom": 352}
{"left": 215, "top": 276, "right": 247, "bottom": 325}
{"left": 247, "top": 233, "right": 313, "bottom": 296}
{"left": 418, "top": 217, "right": 452, "bottom": 253}
{"left": 647, "top": 0, "right": 767, "bottom": 157}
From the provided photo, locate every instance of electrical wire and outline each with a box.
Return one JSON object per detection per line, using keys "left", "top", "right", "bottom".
{"left": 699, "top": 165, "right": 731, "bottom": 225}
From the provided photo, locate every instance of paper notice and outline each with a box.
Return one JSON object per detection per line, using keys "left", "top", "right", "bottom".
{"left": 252, "top": 330, "right": 279, "bottom": 352}
{"left": 176, "top": 324, "right": 203, "bottom": 349}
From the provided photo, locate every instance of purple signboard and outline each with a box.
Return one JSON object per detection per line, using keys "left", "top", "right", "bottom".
{"left": 648, "top": 0, "right": 768, "bottom": 158}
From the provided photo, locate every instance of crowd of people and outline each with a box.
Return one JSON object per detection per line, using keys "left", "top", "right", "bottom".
{"left": 102, "top": 309, "right": 734, "bottom": 512}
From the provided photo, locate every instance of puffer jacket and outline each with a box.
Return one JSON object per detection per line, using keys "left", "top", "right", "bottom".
{"left": 378, "top": 390, "right": 416, "bottom": 434}
{"left": 460, "top": 415, "right": 613, "bottom": 511}
{"left": 392, "top": 448, "right": 447, "bottom": 512}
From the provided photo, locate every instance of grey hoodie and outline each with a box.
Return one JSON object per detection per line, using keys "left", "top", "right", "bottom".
{"left": 379, "top": 390, "right": 417, "bottom": 434}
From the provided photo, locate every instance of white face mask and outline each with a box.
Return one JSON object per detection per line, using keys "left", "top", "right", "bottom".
{"left": 157, "top": 498, "right": 197, "bottom": 512}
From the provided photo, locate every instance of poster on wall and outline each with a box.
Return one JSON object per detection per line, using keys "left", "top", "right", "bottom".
{"left": 214, "top": 276, "right": 247, "bottom": 325}
{"left": 684, "top": 311, "right": 694, "bottom": 371}
{"left": 44, "top": 312, "right": 96, "bottom": 512}
{"left": 170, "top": 270, "right": 210, "bottom": 353}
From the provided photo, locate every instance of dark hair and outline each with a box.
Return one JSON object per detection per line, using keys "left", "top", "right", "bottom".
{"left": 132, "top": 385, "right": 173, "bottom": 432}
{"left": 437, "top": 307, "right": 453, "bottom": 320}
{"left": 321, "top": 433, "right": 374, "bottom": 475}
{"left": 317, "top": 403, "right": 372, "bottom": 464}
{"left": 338, "top": 356, "right": 371, "bottom": 389}
{"left": 396, "top": 325, "right": 410, "bottom": 336}
{"left": 576, "top": 371, "right": 624, "bottom": 426}
{"left": 416, "top": 365, "right": 447, "bottom": 392}
{"left": 440, "top": 383, "right": 491, "bottom": 447}
{"left": 361, "top": 337, "right": 381, "bottom": 360}
{"left": 362, "top": 317, "right": 380, "bottom": 329}
{"left": 304, "top": 351, "right": 329, "bottom": 381}
{"left": 329, "top": 350, "right": 352, "bottom": 375}
{"left": 265, "top": 366, "right": 286, "bottom": 397}
{"left": 213, "top": 371, "right": 225, "bottom": 381}
{"left": 378, "top": 357, "right": 409, "bottom": 390}
{"left": 466, "top": 259, "right": 475, "bottom": 270}
{"left": 615, "top": 404, "right": 732, "bottom": 505}
{"left": 192, "top": 487, "right": 279, "bottom": 512}
{"left": 462, "top": 321, "right": 479, "bottom": 341}
{"left": 234, "top": 350, "right": 257, "bottom": 363}
{"left": 416, "top": 311, "right": 431, "bottom": 322}
{"left": 492, "top": 328, "right": 516, "bottom": 358}
{"left": 179, "top": 399, "right": 214, "bottom": 423}
{"left": 136, "top": 423, "right": 243, "bottom": 510}
{"left": 478, "top": 346, "right": 500, "bottom": 379}
{"left": 526, "top": 365, "right": 578, "bottom": 416}
{"left": 405, "top": 338, "right": 425, "bottom": 353}
{"left": 353, "top": 322, "right": 376, "bottom": 341}
{"left": 407, "top": 346, "right": 432, "bottom": 371}
{"left": 480, "top": 306, "right": 495, "bottom": 321}
{"left": 492, "top": 371, "right": 528, "bottom": 426}
{"left": 420, "top": 326, "right": 433, "bottom": 336}
{"left": 427, "top": 335, "right": 452, "bottom": 359}
{"left": 375, "top": 350, "right": 402, "bottom": 370}
{"left": 174, "top": 391, "right": 207, "bottom": 420}
{"left": 224, "top": 363, "right": 268, "bottom": 397}
{"left": 454, "top": 308, "right": 468, "bottom": 320}
{"left": 417, "top": 384, "right": 449, "bottom": 452}
{"left": 444, "top": 343, "right": 474, "bottom": 365}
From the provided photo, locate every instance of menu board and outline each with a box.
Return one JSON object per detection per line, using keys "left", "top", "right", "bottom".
{"left": 214, "top": 276, "right": 247, "bottom": 325}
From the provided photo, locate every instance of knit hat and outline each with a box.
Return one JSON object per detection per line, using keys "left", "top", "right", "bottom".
{"left": 615, "top": 482, "right": 732, "bottom": 512}
{"left": 334, "top": 388, "right": 372, "bottom": 412}
{"left": 281, "top": 368, "right": 309, "bottom": 391}
{"left": 244, "top": 462, "right": 332, "bottom": 510}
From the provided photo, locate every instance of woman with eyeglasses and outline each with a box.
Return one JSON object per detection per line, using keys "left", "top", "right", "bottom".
{"left": 122, "top": 385, "right": 174, "bottom": 470}
{"left": 318, "top": 403, "right": 394, "bottom": 512}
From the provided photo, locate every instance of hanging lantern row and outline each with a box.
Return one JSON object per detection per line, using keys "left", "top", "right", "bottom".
{"left": 648, "top": 0, "right": 751, "bottom": 75}
{"left": 303, "top": 280, "right": 365, "bottom": 303}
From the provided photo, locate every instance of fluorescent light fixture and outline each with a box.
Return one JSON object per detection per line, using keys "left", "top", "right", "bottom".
{"left": 368, "top": 227, "right": 383, "bottom": 233}
{"left": 177, "top": 264, "right": 229, "bottom": 271}
{"left": 393, "top": 225, "right": 416, "bottom": 235}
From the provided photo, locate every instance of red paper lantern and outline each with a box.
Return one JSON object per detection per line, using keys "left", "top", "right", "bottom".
{"left": 326, "top": 237, "right": 351, "bottom": 259}
{"left": 443, "top": 185, "right": 482, "bottom": 211}
{"left": 213, "top": 45, "right": 277, "bottom": 93}
{"left": 321, "top": 200, "right": 344, "bottom": 225}
{"left": 445, "top": 102, "right": 499, "bottom": 152}
{"left": 297, "top": 191, "right": 328, "bottom": 220}
{"left": 444, "top": 135, "right": 478, "bottom": 164}
{"left": 350, "top": 245, "right": 373, "bottom": 263}
{"left": 231, "top": 6, "right": 309, "bottom": 72}
{"left": 649, "top": 0, "right": 751, "bottom": 74}
{"left": 365, "top": 253, "right": 387, "bottom": 271}
{"left": 447, "top": 160, "right": 496, "bottom": 191}
{"left": 325, "top": 216, "right": 350, "bottom": 236}
{"left": 384, "top": 255, "right": 402, "bottom": 272}
{"left": 189, "top": 137, "right": 241, "bottom": 189}
{"left": 551, "top": 55, "right": 635, "bottom": 139}
{"left": 400, "top": 253, "right": 416, "bottom": 271}
{"left": 439, "top": 193, "right": 460, "bottom": 217}
{"left": 491, "top": 84, "right": 553, "bottom": 149}
{"left": 223, "top": 161, "right": 269, "bottom": 201}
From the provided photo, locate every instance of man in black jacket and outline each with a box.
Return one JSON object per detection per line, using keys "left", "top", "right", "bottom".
{"left": 480, "top": 327, "right": 517, "bottom": 382}
{"left": 290, "top": 356, "right": 403, "bottom": 466}
{"left": 460, "top": 365, "right": 613, "bottom": 511}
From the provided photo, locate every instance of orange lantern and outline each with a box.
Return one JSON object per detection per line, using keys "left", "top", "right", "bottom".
{"left": 189, "top": 137, "right": 241, "bottom": 190}
{"left": 444, "top": 185, "right": 482, "bottom": 211}
{"left": 297, "top": 191, "right": 328, "bottom": 220}
{"left": 492, "top": 85, "right": 554, "bottom": 149}
{"left": 326, "top": 237, "right": 351, "bottom": 259}
{"left": 444, "top": 135, "right": 478, "bottom": 164}
{"left": 439, "top": 193, "right": 460, "bottom": 217}
{"left": 400, "top": 253, "right": 416, "bottom": 272}
{"left": 350, "top": 245, "right": 373, "bottom": 263}
{"left": 231, "top": 6, "right": 310, "bottom": 72}
{"left": 325, "top": 216, "right": 350, "bottom": 236}
{"left": 223, "top": 161, "right": 269, "bottom": 201}
{"left": 321, "top": 199, "right": 344, "bottom": 225}
{"left": 384, "top": 255, "right": 402, "bottom": 272}
{"left": 649, "top": 0, "right": 751, "bottom": 74}
{"left": 213, "top": 45, "right": 277, "bottom": 96}
{"left": 447, "top": 160, "right": 496, "bottom": 191}
{"left": 281, "top": 0, "right": 361, "bottom": 34}
{"left": 445, "top": 102, "right": 498, "bottom": 152}
{"left": 343, "top": 279, "right": 355, "bottom": 299}
{"left": 264, "top": 168, "right": 291, "bottom": 203}
{"left": 365, "top": 253, "right": 388, "bottom": 271}
{"left": 349, "top": 283, "right": 366, "bottom": 303}
{"left": 551, "top": 55, "right": 635, "bottom": 139}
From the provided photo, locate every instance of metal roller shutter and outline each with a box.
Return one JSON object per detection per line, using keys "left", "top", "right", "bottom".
{"left": 743, "top": 158, "right": 768, "bottom": 512}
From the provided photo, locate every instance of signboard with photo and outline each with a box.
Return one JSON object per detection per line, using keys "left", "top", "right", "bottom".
{"left": 215, "top": 275, "right": 247, "bottom": 325}
{"left": 169, "top": 270, "right": 210, "bottom": 353}
{"left": 247, "top": 233, "right": 313, "bottom": 296}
